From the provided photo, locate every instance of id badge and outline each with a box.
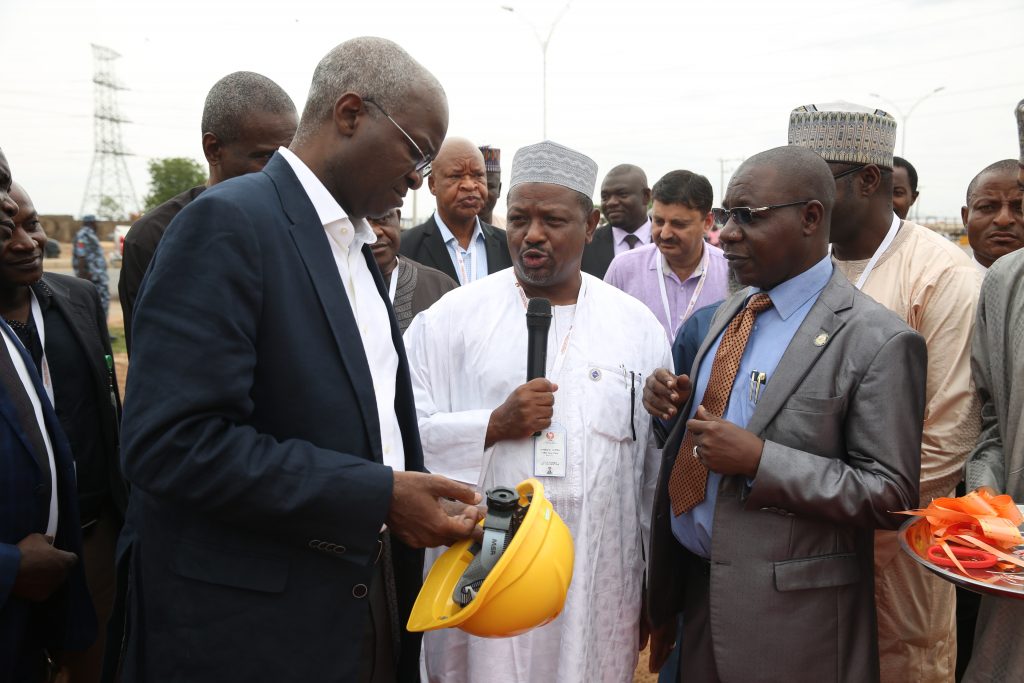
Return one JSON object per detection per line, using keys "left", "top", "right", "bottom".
{"left": 533, "top": 422, "right": 567, "bottom": 478}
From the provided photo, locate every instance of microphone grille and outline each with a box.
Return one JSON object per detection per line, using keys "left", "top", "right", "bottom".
{"left": 526, "top": 297, "right": 552, "bottom": 317}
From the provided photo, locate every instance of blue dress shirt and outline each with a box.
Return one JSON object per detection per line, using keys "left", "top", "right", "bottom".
{"left": 671, "top": 255, "right": 834, "bottom": 558}
{"left": 434, "top": 211, "right": 488, "bottom": 285}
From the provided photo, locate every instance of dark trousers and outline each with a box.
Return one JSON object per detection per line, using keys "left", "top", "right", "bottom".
{"left": 358, "top": 556, "right": 397, "bottom": 683}
{"left": 57, "top": 510, "right": 119, "bottom": 683}
{"left": 677, "top": 553, "right": 720, "bottom": 683}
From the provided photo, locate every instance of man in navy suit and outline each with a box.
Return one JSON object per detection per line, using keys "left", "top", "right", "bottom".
{"left": 119, "top": 38, "right": 481, "bottom": 682}
{"left": 1, "top": 151, "right": 96, "bottom": 682}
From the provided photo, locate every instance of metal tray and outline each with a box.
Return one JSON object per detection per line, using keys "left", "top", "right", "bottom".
{"left": 898, "top": 505, "right": 1024, "bottom": 600}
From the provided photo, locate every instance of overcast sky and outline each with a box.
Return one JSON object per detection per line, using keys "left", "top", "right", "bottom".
{"left": 2, "top": 0, "right": 1022, "bottom": 224}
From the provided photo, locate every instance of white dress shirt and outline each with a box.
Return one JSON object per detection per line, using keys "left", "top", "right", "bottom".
{"left": 434, "top": 210, "right": 489, "bottom": 285}
{"left": 278, "top": 147, "right": 405, "bottom": 473}
{"left": 1, "top": 321, "right": 59, "bottom": 536}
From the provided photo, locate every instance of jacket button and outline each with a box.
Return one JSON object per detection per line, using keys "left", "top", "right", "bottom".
{"left": 325, "top": 543, "right": 337, "bottom": 552}
{"left": 352, "top": 584, "right": 368, "bottom": 599}
{"left": 309, "top": 539, "right": 320, "bottom": 549}
{"left": 334, "top": 545, "right": 346, "bottom": 555}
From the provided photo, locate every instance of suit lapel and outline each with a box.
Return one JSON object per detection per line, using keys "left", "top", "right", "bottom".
{"left": 745, "top": 267, "right": 854, "bottom": 436}
{"left": 362, "top": 246, "right": 424, "bottom": 471}
{"left": 481, "top": 221, "right": 509, "bottom": 272}
{"left": 37, "top": 277, "right": 106, "bottom": 395}
{"left": 267, "top": 155, "right": 384, "bottom": 459}
{"left": 422, "top": 218, "right": 460, "bottom": 283}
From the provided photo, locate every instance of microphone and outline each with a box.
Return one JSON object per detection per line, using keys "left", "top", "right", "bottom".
{"left": 525, "top": 298, "right": 552, "bottom": 382}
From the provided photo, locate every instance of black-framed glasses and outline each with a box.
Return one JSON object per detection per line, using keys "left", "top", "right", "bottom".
{"left": 711, "top": 200, "right": 811, "bottom": 226}
{"left": 364, "top": 98, "right": 433, "bottom": 178}
{"left": 832, "top": 165, "right": 865, "bottom": 181}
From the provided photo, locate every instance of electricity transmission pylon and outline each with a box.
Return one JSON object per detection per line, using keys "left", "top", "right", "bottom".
{"left": 80, "top": 44, "right": 138, "bottom": 220}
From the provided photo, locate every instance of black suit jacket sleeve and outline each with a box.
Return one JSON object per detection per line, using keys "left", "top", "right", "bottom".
{"left": 580, "top": 225, "right": 615, "bottom": 279}
{"left": 122, "top": 195, "right": 393, "bottom": 562}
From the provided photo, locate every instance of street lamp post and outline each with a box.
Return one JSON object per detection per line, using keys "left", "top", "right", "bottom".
{"left": 870, "top": 86, "right": 946, "bottom": 158}
{"left": 501, "top": 3, "right": 571, "bottom": 139}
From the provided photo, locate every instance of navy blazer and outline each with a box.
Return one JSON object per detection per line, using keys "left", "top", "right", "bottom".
{"left": 398, "top": 214, "right": 512, "bottom": 283}
{"left": 120, "top": 153, "right": 426, "bottom": 682}
{"left": 1, "top": 322, "right": 96, "bottom": 675}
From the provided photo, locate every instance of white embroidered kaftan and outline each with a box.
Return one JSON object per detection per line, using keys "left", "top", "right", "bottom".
{"left": 403, "top": 269, "right": 670, "bottom": 683}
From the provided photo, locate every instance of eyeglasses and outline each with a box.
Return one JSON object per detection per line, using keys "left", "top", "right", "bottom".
{"left": 711, "top": 200, "right": 811, "bottom": 226}
{"left": 364, "top": 98, "right": 433, "bottom": 178}
{"left": 832, "top": 165, "right": 865, "bottom": 181}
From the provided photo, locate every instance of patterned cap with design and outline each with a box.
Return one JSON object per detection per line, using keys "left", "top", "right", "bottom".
{"left": 510, "top": 140, "right": 597, "bottom": 197}
{"left": 788, "top": 101, "right": 898, "bottom": 169}
{"left": 479, "top": 145, "right": 501, "bottom": 174}
{"left": 1016, "top": 99, "right": 1024, "bottom": 162}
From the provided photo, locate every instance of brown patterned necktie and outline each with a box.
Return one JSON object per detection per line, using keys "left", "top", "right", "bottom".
{"left": 668, "top": 293, "right": 773, "bottom": 515}
{"left": 624, "top": 234, "right": 640, "bottom": 250}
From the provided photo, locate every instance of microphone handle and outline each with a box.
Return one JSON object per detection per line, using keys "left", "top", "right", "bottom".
{"left": 526, "top": 327, "right": 549, "bottom": 436}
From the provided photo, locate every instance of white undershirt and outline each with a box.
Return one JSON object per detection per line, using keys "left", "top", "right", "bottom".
{"left": 278, "top": 147, "right": 405, "bottom": 473}
{"left": 1, "top": 322, "right": 59, "bottom": 536}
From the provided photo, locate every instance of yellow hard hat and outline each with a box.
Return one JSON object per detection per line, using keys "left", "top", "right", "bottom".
{"left": 407, "top": 478, "right": 574, "bottom": 638}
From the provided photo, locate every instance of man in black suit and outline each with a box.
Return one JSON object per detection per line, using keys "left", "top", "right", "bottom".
{"left": 581, "top": 163, "right": 651, "bottom": 278}
{"left": 0, "top": 151, "right": 96, "bottom": 682}
{"left": 5, "top": 182, "right": 124, "bottom": 682}
{"left": 399, "top": 137, "right": 512, "bottom": 285}
{"left": 118, "top": 71, "right": 297, "bottom": 354}
{"left": 119, "top": 37, "right": 482, "bottom": 682}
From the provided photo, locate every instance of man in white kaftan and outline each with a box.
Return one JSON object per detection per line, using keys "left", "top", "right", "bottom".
{"left": 404, "top": 141, "right": 671, "bottom": 683}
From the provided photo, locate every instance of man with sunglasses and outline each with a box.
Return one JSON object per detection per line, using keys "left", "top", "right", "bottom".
{"left": 790, "top": 102, "right": 981, "bottom": 683}
{"left": 642, "top": 145, "right": 926, "bottom": 682}
{"left": 400, "top": 137, "right": 513, "bottom": 286}
{"left": 116, "top": 38, "right": 484, "bottom": 682}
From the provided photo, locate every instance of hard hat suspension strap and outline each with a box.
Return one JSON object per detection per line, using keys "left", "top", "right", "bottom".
{"left": 453, "top": 487, "right": 523, "bottom": 607}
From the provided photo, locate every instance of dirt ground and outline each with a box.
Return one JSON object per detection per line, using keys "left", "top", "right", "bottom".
{"left": 635, "top": 650, "right": 659, "bottom": 682}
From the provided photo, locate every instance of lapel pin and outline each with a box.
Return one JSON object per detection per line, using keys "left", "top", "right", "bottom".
{"left": 813, "top": 333, "right": 829, "bottom": 347}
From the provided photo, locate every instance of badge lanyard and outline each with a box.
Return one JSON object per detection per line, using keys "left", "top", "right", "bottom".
{"left": 514, "top": 276, "right": 586, "bottom": 384}
{"left": 28, "top": 290, "right": 54, "bottom": 406}
{"left": 387, "top": 258, "right": 399, "bottom": 303}
{"left": 454, "top": 238, "right": 476, "bottom": 285}
{"left": 656, "top": 245, "right": 709, "bottom": 341}
{"left": 853, "top": 213, "right": 902, "bottom": 291}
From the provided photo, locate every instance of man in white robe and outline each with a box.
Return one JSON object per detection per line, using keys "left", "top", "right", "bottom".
{"left": 404, "top": 140, "right": 671, "bottom": 683}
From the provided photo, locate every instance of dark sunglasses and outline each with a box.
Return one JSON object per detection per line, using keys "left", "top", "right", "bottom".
{"left": 711, "top": 200, "right": 811, "bottom": 226}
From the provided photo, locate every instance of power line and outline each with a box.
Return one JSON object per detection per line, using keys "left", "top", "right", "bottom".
{"left": 80, "top": 44, "right": 139, "bottom": 220}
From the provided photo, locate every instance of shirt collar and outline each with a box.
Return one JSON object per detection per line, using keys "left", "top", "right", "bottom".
{"left": 756, "top": 254, "right": 833, "bottom": 321}
{"left": 277, "top": 147, "right": 374, "bottom": 244}
{"left": 651, "top": 242, "right": 707, "bottom": 282}
{"left": 434, "top": 210, "right": 484, "bottom": 249}
{"left": 612, "top": 217, "right": 652, "bottom": 247}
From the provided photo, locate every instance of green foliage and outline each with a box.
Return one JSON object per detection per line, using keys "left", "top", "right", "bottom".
{"left": 97, "top": 195, "right": 124, "bottom": 220}
{"left": 143, "top": 157, "right": 207, "bottom": 211}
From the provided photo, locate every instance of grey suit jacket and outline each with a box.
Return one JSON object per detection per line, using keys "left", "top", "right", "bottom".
{"left": 646, "top": 266, "right": 927, "bottom": 683}
{"left": 963, "top": 249, "right": 1024, "bottom": 682}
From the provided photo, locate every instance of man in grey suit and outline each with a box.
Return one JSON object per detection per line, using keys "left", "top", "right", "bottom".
{"left": 642, "top": 145, "right": 926, "bottom": 682}
{"left": 960, "top": 98, "right": 1024, "bottom": 683}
